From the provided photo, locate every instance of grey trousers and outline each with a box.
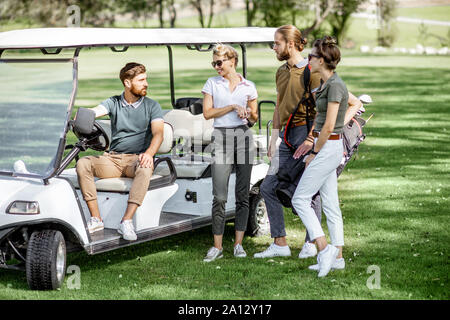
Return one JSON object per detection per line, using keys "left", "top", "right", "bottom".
{"left": 211, "top": 126, "right": 254, "bottom": 235}
{"left": 260, "top": 124, "right": 322, "bottom": 241}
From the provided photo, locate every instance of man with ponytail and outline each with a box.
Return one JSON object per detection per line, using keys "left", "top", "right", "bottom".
{"left": 254, "top": 25, "right": 322, "bottom": 259}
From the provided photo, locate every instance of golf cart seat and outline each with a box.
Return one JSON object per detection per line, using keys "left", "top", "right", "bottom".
{"left": 163, "top": 108, "right": 267, "bottom": 160}
{"left": 174, "top": 97, "right": 203, "bottom": 115}
{"left": 163, "top": 109, "right": 214, "bottom": 147}
{"left": 61, "top": 120, "right": 174, "bottom": 192}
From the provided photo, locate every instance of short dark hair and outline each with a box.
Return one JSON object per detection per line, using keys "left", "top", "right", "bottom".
{"left": 119, "top": 62, "right": 146, "bottom": 84}
{"left": 313, "top": 36, "right": 341, "bottom": 70}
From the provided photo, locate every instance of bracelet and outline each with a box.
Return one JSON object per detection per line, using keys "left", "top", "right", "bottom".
{"left": 311, "top": 150, "right": 318, "bottom": 155}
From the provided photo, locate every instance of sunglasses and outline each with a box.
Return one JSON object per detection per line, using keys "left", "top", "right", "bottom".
{"left": 308, "top": 53, "right": 321, "bottom": 61}
{"left": 211, "top": 59, "right": 228, "bottom": 68}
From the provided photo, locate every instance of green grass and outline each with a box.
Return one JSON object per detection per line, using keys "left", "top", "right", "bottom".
{"left": 0, "top": 47, "right": 449, "bottom": 300}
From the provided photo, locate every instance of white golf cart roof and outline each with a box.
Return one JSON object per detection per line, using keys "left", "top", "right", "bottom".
{"left": 0, "top": 27, "right": 277, "bottom": 49}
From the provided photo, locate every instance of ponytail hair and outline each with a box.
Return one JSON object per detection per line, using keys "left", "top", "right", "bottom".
{"left": 313, "top": 36, "right": 341, "bottom": 70}
{"left": 275, "top": 25, "right": 307, "bottom": 52}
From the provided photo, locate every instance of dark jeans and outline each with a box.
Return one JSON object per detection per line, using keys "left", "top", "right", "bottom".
{"left": 260, "top": 124, "right": 322, "bottom": 241}
{"left": 211, "top": 126, "right": 254, "bottom": 235}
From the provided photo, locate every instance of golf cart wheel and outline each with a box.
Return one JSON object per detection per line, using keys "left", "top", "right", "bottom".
{"left": 247, "top": 191, "right": 270, "bottom": 237}
{"left": 26, "top": 230, "right": 66, "bottom": 290}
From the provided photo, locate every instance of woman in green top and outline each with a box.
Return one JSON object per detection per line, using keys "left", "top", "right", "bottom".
{"left": 291, "top": 36, "right": 352, "bottom": 278}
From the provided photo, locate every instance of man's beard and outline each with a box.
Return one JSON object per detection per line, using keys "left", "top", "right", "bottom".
{"left": 276, "top": 47, "right": 290, "bottom": 61}
{"left": 130, "top": 86, "right": 147, "bottom": 97}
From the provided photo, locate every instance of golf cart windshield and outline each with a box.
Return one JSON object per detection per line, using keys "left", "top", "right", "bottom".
{"left": 0, "top": 61, "right": 73, "bottom": 178}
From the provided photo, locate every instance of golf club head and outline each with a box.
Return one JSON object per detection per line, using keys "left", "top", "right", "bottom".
{"left": 358, "top": 94, "right": 373, "bottom": 105}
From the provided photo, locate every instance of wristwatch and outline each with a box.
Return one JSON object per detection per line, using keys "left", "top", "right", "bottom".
{"left": 311, "top": 150, "right": 318, "bottom": 155}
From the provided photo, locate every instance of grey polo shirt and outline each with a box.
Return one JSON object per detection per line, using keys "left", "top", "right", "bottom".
{"left": 100, "top": 93, "right": 164, "bottom": 154}
{"left": 314, "top": 72, "right": 348, "bottom": 134}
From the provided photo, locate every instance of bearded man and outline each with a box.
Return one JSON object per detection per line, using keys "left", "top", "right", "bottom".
{"left": 254, "top": 25, "right": 323, "bottom": 259}
{"left": 76, "top": 62, "right": 164, "bottom": 241}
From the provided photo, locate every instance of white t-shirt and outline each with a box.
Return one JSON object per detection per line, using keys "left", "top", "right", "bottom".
{"left": 202, "top": 74, "right": 258, "bottom": 128}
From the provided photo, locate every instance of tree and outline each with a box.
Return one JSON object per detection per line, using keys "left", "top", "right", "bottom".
{"left": 245, "top": 0, "right": 259, "bottom": 27}
{"left": 302, "top": 0, "right": 337, "bottom": 37}
{"left": 167, "top": 0, "right": 177, "bottom": 28}
{"left": 256, "top": 0, "right": 294, "bottom": 27}
{"left": 327, "top": 0, "right": 367, "bottom": 45}
{"left": 119, "top": 0, "right": 160, "bottom": 27}
{"left": 118, "top": 0, "right": 178, "bottom": 28}
{"left": 249, "top": 0, "right": 337, "bottom": 38}
{"left": 376, "top": 0, "right": 397, "bottom": 47}
{"left": 189, "top": 0, "right": 216, "bottom": 28}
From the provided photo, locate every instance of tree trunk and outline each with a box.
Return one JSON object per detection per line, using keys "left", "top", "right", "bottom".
{"left": 207, "top": 0, "right": 215, "bottom": 28}
{"left": 157, "top": 0, "right": 164, "bottom": 28}
{"left": 246, "top": 0, "right": 258, "bottom": 27}
{"left": 191, "top": 0, "right": 205, "bottom": 28}
{"left": 168, "top": 0, "right": 177, "bottom": 28}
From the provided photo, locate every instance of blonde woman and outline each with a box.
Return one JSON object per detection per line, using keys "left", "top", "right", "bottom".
{"left": 201, "top": 44, "right": 258, "bottom": 262}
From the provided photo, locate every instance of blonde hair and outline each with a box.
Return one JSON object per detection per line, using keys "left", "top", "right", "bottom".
{"left": 212, "top": 43, "right": 239, "bottom": 68}
{"left": 275, "top": 25, "right": 307, "bottom": 52}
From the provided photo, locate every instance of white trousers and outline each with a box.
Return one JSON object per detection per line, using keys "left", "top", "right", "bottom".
{"left": 291, "top": 138, "right": 344, "bottom": 246}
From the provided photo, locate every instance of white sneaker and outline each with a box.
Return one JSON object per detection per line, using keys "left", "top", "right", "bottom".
{"left": 317, "top": 245, "right": 339, "bottom": 278}
{"left": 298, "top": 242, "right": 318, "bottom": 259}
{"left": 253, "top": 243, "right": 291, "bottom": 258}
{"left": 118, "top": 220, "right": 137, "bottom": 241}
{"left": 87, "top": 217, "right": 104, "bottom": 233}
{"left": 308, "top": 258, "right": 345, "bottom": 271}
{"left": 234, "top": 244, "right": 247, "bottom": 258}
{"left": 203, "top": 247, "right": 223, "bottom": 262}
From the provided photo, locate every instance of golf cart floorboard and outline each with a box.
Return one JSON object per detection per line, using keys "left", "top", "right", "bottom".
{"left": 85, "top": 211, "right": 235, "bottom": 255}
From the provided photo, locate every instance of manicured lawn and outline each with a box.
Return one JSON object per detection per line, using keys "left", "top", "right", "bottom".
{"left": 0, "top": 46, "right": 448, "bottom": 299}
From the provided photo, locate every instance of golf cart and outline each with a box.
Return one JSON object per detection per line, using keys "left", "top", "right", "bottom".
{"left": 0, "top": 27, "right": 277, "bottom": 290}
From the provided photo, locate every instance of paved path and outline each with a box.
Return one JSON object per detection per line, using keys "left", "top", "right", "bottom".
{"left": 352, "top": 13, "right": 450, "bottom": 27}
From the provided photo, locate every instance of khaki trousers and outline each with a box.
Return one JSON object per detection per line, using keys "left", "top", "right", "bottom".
{"left": 76, "top": 152, "right": 153, "bottom": 206}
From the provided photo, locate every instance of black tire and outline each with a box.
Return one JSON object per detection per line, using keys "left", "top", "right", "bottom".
{"left": 247, "top": 189, "right": 270, "bottom": 237}
{"left": 26, "top": 230, "right": 66, "bottom": 290}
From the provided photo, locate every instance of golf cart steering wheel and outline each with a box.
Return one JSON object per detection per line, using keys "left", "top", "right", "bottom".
{"left": 72, "top": 121, "right": 110, "bottom": 152}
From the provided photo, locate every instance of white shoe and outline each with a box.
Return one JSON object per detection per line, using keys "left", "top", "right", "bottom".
{"left": 234, "top": 244, "right": 247, "bottom": 258}
{"left": 87, "top": 217, "right": 104, "bottom": 233}
{"left": 308, "top": 258, "right": 345, "bottom": 271}
{"left": 298, "top": 242, "right": 318, "bottom": 259}
{"left": 203, "top": 247, "right": 223, "bottom": 262}
{"left": 118, "top": 220, "right": 137, "bottom": 241}
{"left": 317, "top": 245, "right": 339, "bottom": 278}
{"left": 253, "top": 243, "right": 291, "bottom": 258}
